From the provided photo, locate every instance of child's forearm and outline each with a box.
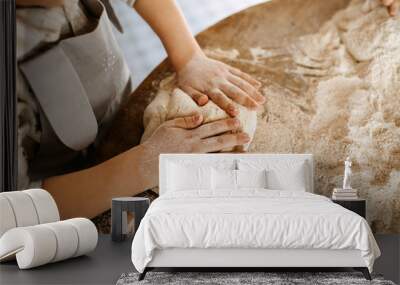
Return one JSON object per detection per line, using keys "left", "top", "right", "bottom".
{"left": 42, "top": 145, "right": 158, "bottom": 220}
{"left": 134, "top": 0, "right": 202, "bottom": 71}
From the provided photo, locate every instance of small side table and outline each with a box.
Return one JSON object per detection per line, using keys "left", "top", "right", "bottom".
{"left": 111, "top": 197, "right": 150, "bottom": 242}
{"left": 332, "top": 198, "right": 366, "bottom": 218}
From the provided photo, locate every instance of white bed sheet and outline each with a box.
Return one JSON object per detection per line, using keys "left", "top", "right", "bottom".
{"left": 131, "top": 190, "right": 380, "bottom": 273}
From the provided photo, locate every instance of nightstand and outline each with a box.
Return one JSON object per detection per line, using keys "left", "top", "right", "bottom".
{"left": 332, "top": 198, "right": 366, "bottom": 218}
{"left": 111, "top": 197, "right": 150, "bottom": 242}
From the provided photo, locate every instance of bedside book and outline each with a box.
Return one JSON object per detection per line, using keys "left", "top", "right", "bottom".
{"left": 332, "top": 195, "right": 358, "bottom": 200}
{"left": 332, "top": 188, "right": 358, "bottom": 200}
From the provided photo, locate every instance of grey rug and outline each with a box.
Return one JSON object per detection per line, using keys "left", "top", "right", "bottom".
{"left": 116, "top": 272, "right": 395, "bottom": 285}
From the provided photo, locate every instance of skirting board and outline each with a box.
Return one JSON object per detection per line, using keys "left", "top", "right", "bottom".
{"left": 148, "top": 248, "right": 366, "bottom": 267}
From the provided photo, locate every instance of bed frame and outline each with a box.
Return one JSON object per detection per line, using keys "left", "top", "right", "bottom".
{"left": 140, "top": 248, "right": 370, "bottom": 280}
{"left": 139, "top": 154, "right": 371, "bottom": 281}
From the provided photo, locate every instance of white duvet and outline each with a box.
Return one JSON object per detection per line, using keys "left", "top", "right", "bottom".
{"left": 131, "top": 190, "right": 380, "bottom": 272}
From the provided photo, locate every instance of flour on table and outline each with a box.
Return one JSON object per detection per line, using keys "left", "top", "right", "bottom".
{"left": 202, "top": 48, "right": 240, "bottom": 60}
{"left": 245, "top": 0, "right": 400, "bottom": 232}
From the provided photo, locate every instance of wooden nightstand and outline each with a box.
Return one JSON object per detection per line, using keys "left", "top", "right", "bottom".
{"left": 332, "top": 199, "right": 366, "bottom": 218}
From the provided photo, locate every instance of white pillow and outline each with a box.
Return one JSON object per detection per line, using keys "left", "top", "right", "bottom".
{"left": 212, "top": 168, "right": 237, "bottom": 190}
{"left": 236, "top": 169, "right": 267, "bottom": 189}
{"left": 168, "top": 163, "right": 212, "bottom": 191}
{"left": 212, "top": 169, "right": 268, "bottom": 190}
{"left": 238, "top": 159, "right": 308, "bottom": 191}
{"left": 267, "top": 166, "right": 306, "bottom": 191}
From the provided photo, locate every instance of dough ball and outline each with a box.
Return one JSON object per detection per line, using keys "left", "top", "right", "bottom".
{"left": 141, "top": 77, "right": 257, "bottom": 152}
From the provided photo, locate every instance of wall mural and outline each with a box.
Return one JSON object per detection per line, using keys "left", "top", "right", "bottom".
{"left": 98, "top": 0, "right": 400, "bottom": 233}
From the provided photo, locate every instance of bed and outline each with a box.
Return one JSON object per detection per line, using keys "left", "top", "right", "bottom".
{"left": 131, "top": 154, "right": 380, "bottom": 280}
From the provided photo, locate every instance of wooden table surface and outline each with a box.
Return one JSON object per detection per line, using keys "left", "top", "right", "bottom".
{"left": 95, "top": 0, "right": 399, "bottom": 234}
{"left": 97, "top": 0, "right": 349, "bottom": 162}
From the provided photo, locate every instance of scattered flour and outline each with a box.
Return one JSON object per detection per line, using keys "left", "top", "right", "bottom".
{"left": 250, "top": 47, "right": 285, "bottom": 62}
{"left": 294, "top": 0, "right": 400, "bottom": 232}
{"left": 202, "top": 48, "right": 240, "bottom": 60}
{"left": 240, "top": 0, "right": 400, "bottom": 232}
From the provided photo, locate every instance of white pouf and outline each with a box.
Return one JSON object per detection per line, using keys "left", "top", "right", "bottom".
{"left": 0, "top": 189, "right": 98, "bottom": 269}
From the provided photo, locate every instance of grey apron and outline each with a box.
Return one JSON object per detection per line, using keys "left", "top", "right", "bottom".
{"left": 20, "top": 0, "right": 133, "bottom": 180}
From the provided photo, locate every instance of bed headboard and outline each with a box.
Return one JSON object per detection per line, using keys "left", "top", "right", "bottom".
{"left": 159, "top": 153, "right": 314, "bottom": 195}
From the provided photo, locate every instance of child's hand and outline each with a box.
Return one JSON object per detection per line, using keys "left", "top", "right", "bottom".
{"left": 176, "top": 51, "right": 265, "bottom": 117}
{"left": 135, "top": 0, "right": 264, "bottom": 116}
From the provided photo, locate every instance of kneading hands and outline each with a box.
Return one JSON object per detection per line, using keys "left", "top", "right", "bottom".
{"left": 134, "top": 0, "right": 263, "bottom": 155}
{"left": 135, "top": 0, "right": 399, "bottom": 152}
